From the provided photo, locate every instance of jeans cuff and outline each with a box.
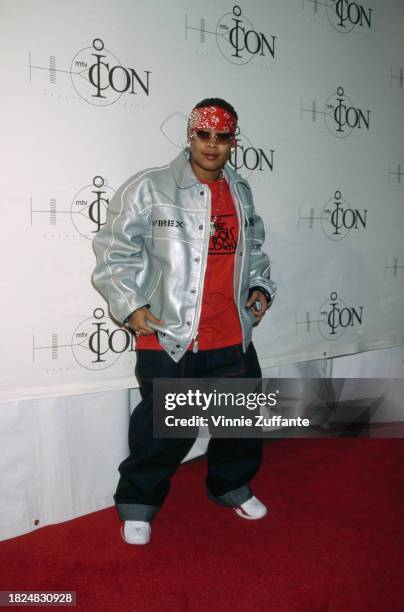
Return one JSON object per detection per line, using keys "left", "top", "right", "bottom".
{"left": 207, "top": 484, "right": 252, "bottom": 507}
{"left": 116, "top": 503, "right": 160, "bottom": 522}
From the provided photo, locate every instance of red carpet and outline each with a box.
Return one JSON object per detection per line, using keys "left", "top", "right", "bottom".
{"left": 0, "top": 440, "right": 403, "bottom": 611}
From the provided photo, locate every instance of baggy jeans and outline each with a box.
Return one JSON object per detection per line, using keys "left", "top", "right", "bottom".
{"left": 114, "top": 342, "right": 263, "bottom": 522}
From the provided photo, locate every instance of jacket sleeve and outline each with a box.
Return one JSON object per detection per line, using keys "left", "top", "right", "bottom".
{"left": 91, "top": 181, "right": 150, "bottom": 324}
{"left": 248, "top": 210, "right": 277, "bottom": 302}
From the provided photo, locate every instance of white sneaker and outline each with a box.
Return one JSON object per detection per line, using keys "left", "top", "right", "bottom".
{"left": 233, "top": 496, "right": 268, "bottom": 520}
{"left": 121, "top": 520, "right": 151, "bottom": 545}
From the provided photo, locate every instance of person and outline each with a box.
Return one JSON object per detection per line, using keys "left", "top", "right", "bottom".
{"left": 92, "top": 98, "right": 277, "bottom": 545}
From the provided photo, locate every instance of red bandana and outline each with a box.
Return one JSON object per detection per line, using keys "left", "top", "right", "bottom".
{"left": 188, "top": 106, "right": 237, "bottom": 137}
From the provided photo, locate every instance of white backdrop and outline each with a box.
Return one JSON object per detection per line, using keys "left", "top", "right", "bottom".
{"left": 1, "top": 0, "right": 404, "bottom": 542}
{"left": 1, "top": 0, "right": 403, "bottom": 402}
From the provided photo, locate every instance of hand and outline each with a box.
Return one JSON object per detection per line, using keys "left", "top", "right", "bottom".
{"left": 245, "top": 290, "right": 270, "bottom": 325}
{"left": 127, "top": 307, "right": 165, "bottom": 336}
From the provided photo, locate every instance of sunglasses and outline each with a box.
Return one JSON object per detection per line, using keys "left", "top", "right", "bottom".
{"left": 192, "top": 130, "right": 235, "bottom": 144}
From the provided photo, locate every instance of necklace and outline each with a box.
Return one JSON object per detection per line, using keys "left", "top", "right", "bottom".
{"left": 209, "top": 170, "right": 225, "bottom": 237}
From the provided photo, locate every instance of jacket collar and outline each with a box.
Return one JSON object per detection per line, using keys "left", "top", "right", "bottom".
{"left": 170, "top": 148, "right": 247, "bottom": 189}
{"left": 170, "top": 149, "right": 197, "bottom": 188}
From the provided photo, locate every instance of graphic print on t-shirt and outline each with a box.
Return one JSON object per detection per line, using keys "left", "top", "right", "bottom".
{"left": 209, "top": 214, "right": 237, "bottom": 254}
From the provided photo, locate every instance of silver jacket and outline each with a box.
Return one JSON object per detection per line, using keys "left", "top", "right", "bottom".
{"left": 92, "top": 149, "right": 277, "bottom": 362}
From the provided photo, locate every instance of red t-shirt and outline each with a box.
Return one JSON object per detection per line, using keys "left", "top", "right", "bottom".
{"left": 136, "top": 176, "right": 242, "bottom": 350}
